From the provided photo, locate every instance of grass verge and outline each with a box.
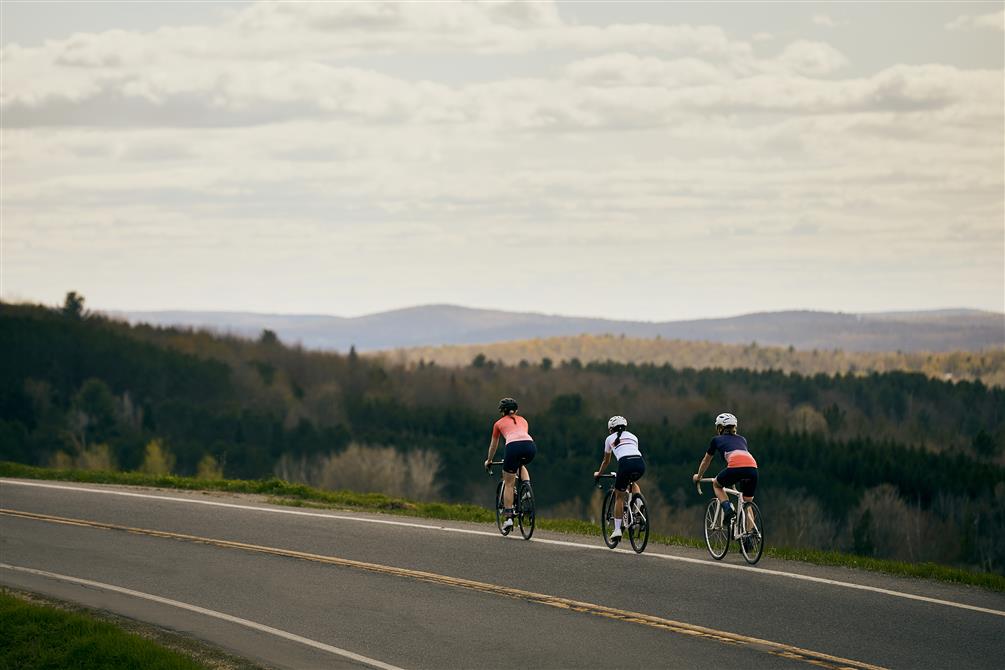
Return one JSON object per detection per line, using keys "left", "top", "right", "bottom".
{"left": 0, "top": 589, "right": 207, "bottom": 670}
{"left": 3, "top": 461, "right": 1003, "bottom": 592}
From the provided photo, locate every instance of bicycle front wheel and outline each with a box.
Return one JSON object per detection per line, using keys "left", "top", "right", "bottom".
{"left": 495, "top": 481, "right": 509, "bottom": 536}
{"left": 739, "top": 502, "right": 764, "bottom": 565}
{"left": 517, "top": 481, "right": 535, "bottom": 540}
{"left": 601, "top": 489, "right": 619, "bottom": 548}
{"left": 628, "top": 494, "right": 649, "bottom": 554}
{"left": 704, "top": 499, "right": 729, "bottom": 560}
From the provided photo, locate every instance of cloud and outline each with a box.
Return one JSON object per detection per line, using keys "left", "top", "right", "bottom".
{"left": 121, "top": 141, "right": 196, "bottom": 162}
{"left": 2, "top": 1, "right": 1001, "bottom": 317}
{"left": 771, "top": 40, "right": 848, "bottom": 76}
{"left": 946, "top": 10, "right": 1004, "bottom": 31}
{"left": 2, "top": 57, "right": 463, "bottom": 127}
{"left": 563, "top": 53, "right": 729, "bottom": 88}
{"left": 811, "top": 15, "right": 842, "bottom": 28}
{"left": 1, "top": 2, "right": 765, "bottom": 129}
{"left": 559, "top": 56, "right": 995, "bottom": 121}
{"left": 233, "top": 1, "right": 563, "bottom": 34}
{"left": 22, "top": 32, "right": 1001, "bottom": 134}
{"left": 3, "top": 2, "right": 756, "bottom": 67}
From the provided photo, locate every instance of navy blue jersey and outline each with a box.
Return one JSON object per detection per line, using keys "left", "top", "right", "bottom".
{"left": 706, "top": 434, "right": 758, "bottom": 468}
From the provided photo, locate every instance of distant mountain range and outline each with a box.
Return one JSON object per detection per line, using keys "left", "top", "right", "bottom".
{"left": 107, "top": 305, "right": 1004, "bottom": 353}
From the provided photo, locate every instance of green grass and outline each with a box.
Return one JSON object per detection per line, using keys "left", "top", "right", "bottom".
{"left": 0, "top": 591, "right": 205, "bottom": 670}
{"left": 3, "top": 461, "right": 1003, "bottom": 592}
{"left": 0, "top": 461, "right": 491, "bottom": 520}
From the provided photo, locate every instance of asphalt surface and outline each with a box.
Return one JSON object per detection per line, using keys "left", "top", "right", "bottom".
{"left": 1, "top": 479, "right": 1003, "bottom": 670}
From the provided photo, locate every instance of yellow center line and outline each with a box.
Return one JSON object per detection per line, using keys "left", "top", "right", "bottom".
{"left": 1, "top": 508, "right": 886, "bottom": 670}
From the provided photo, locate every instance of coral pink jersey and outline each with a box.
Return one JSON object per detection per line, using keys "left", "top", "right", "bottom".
{"left": 492, "top": 415, "right": 533, "bottom": 444}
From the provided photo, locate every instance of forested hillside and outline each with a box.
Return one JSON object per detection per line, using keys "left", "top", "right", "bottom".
{"left": 2, "top": 299, "right": 1004, "bottom": 573}
{"left": 391, "top": 335, "right": 1005, "bottom": 387}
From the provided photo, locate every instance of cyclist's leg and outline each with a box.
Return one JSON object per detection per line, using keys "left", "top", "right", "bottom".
{"left": 501, "top": 471, "right": 516, "bottom": 509}
{"left": 739, "top": 470, "right": 758, "bottom": 530}
{"left": 715, "top": 468, "right": 742, "bottom": 523}
{"left": 711, "top": 475, "right": 729, "bottom": 504}
{"left": 627, "top": 480, "right": 642, "bottom": 522}
{"left": 743, "top": 499, "right": 755, "bottom": 532}
{"left": 505, "top": 441, "right": 534, "bottom": 486}
{"left": 613, "top": 488, "right": 625, "bottom": 520}
{"left": 502, "top": 442, "right": 533, "bottom": 510}
{"left": 520, "top": 441, "right": 536, "bottom": 483}
{"left": 613, "top": 460, "right": 635, "bottom": 521}
{"left": 500, "top": 444, "right": 521, "bottom": 511}
{"left": 629, "top": 458, "right": 646, "bottom": 497}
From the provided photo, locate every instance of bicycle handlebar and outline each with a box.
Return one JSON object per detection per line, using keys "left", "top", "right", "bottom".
{"left": 695, "top": 477, "right": 717, "bottom": 495}
{"left": 696, "top": 476, "right": 747, "bottom": 498}
{"left": 486, "top": 460, "right": 504, "bottom": 476}
{"left": 594, "top": 472, "right": 617, "bottom": 488}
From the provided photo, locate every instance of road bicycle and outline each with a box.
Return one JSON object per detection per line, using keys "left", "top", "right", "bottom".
{"left": 595, "top": 472, "right": 649, "bottom": 554}
{"left": 696, "top": 477, "right": 764, "bottom": 564}
{"left": 487, "top": 461, "right": 535, "bottom": 540}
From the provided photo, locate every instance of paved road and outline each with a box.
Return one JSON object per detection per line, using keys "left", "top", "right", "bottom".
{"left": 1, "top": 479, "right": 1002, "bottom": 669}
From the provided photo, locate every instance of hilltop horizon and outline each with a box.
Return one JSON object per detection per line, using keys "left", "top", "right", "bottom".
{"left": 99, "top": 301, "right": 1002, "bottom": 323}
{"left": 94, "top": 301, "right": 1004, "bottom": 354}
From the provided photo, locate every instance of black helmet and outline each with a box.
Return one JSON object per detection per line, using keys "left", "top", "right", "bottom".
{"left": 498, "top": 397, "right": 518, "bottom": 413}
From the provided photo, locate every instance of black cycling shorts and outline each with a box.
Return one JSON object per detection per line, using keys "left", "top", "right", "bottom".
{"left": 615, "top": 455, "right": 645, "bottom": 491}
{"left": 715, "top": 466, "right": 758, "bottom": 497}
{"left": 503, "top": 440, "right": 536, "bottom": 474}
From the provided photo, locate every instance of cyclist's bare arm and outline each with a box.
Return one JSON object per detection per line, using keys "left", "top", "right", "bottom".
{"left": 692, "top": 453, "right": 713, "bottom": 482}
{"left": 485, "top": 435, "right": 501, "bottom": 470}
{"left": 594, "top": 450, "right": 612, "bottom": 478}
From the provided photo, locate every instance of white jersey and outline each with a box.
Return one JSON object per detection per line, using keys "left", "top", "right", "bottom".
{"left": 605, "top": 430, "right": 642, "bottom": 461}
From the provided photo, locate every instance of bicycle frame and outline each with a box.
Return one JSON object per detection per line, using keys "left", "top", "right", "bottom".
{"left": 697, "top": 478, "right": 756, "bottom": 540}
{"left": 596, "top": 472, "right": 642, "bottom": 526}
{"left": 488, "top": 460, "right": 515, "bottom": 510}
{"left": 488, "top": 460, "right": 535, "bottom": 540}
{"left": 595, "top": 472, "right": 649, "bottom": 553}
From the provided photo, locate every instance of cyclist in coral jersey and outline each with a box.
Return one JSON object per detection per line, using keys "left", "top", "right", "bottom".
{"left": 484, "top": 397, "right": 536, "bottom": 532}
{"left": 692, "top": 412, "right": 758, "bottom": 526}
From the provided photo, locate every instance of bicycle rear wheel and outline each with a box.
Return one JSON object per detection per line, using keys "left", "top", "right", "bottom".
{"left": 601, "top": 489, "right": 619, "bottom": 548}
{"left": 628, "top": 494, "right": 649, "bottom": 554}
{"left": 704, "top": 499, "right": 729, "bottom": 560}
{"left": 739, "top": 502, "right": 764, "bottom": 565}
{"left": 517, "top": 481, "right": 535, "bottom": 540}
{"left": 495, "top": 481, "right": 510, "bottom": 536}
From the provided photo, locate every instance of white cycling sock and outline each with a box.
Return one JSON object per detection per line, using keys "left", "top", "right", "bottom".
{"left": 614, "top": 519, "right": 622, "bottom": 531}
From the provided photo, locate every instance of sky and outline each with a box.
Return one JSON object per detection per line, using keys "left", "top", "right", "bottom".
{"left": 2, "top": 1, "right": 1003, "bottom": 321}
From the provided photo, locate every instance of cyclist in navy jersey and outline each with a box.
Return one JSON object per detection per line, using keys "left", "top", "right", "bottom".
{"left": 693, "top": 412, "right": 758, "bottom": 527}
{"left": 593, "top": 415, "right": 645, "bottom": 541}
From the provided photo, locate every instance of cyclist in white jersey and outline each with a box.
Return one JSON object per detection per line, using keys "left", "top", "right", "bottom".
{"left": 593, "top": 415, "right": 646, "bottom": 541}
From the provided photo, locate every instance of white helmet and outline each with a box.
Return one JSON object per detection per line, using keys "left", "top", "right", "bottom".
{"left": 607, "top": 415, "right": 628, "bottom": 431}
{"left": 715, "top": 413, "right": 738, "bottom": 428}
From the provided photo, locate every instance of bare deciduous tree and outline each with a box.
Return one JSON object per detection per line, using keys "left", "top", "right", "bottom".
{"left": 275, "top": 444, "right": 443, "bottom": 501}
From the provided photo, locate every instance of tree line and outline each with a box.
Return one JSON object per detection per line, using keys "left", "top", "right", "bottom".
{"left": 394, "top": 333, "right": 1005, "bottom": 387}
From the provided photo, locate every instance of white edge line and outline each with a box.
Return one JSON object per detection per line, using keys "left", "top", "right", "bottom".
{"left": 0, "top": 562, "right": 405, "bottom": 670}
{"left": 3, "top": 478, "right": 1003, "bottom": 619}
